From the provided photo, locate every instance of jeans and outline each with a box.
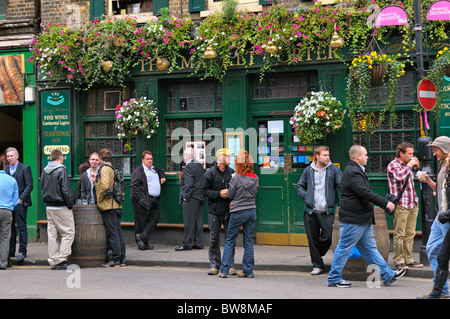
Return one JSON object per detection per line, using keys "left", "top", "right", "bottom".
{"left": 101, "top": 209, "right": 126, "bottom": 262}
{"left": 426, "top": 218, "right": 450, "bottom": 295}
{"left": 327, "top": 222, "right": 395, "bottom": 285}
{"left": 220, "top": 209, "right": 256, "bottom": 276}
{"left": 208, "top": 213, "right": 234, "bottom": 269}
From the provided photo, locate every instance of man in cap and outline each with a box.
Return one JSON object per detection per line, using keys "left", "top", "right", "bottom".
{"left": 201, "top": 148, "right": 236, "bottom": 275}
{"left": 418, "top": 136, "right": 450, "bottom": 298}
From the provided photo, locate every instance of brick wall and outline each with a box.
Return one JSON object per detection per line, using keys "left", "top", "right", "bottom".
{"left": 40, "top": 0, "right": 91, "bottom": 26}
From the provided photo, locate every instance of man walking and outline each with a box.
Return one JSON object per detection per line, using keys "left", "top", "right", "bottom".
{"left": 201, "top": 148, "right": 235, "bottom": 275}
{"left": 0, "top": 160, "right": 18, "bottom": 269}
{"left": 95, "top": 148, "right": 126, "bottom": 267}
{"left": 176, "top": 148, "right": 205, "bottom": 251}
{"left": 5, "top": 147, "right": 33, "bottom": 263}
{"left": 387, "top": 142, "right": 422, "bottom": 270}
{"left": 131, "top": 151, "right": 166, "bottom": 251}
{"left": 296, "top": 146, "right": 342, "bottom": 275}
{"left": 40, "top": 149, "right": 75, "bottom": 270}
{"left": 327, "top": 145, "right": 405, "bottom": 288}
{"left": 418, "top": 136, "right": 450, "bottom": 298}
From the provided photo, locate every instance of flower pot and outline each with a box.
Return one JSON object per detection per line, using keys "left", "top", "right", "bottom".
{"left": 370, "top": 63, "right": 389, "bottom": 88}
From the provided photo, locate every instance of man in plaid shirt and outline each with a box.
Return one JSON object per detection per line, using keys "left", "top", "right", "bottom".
{"left": 387, "top": 142, "right": 423, "bottom": 269}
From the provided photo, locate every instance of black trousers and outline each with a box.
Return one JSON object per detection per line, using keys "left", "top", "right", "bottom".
{"left": 304, "top": 211, "right": 334, "bottom": 268}
{"left": 101, "top": 209, "right": 126, "bottom": 262}
{"left": 182, "top": 198, "right": 204, "bottom": 249}
{"left": 9, "top": 203, "right": 28, "bottom": 256}
{"left": 208, "top": 213, "right": 234, "bottom": 269}
{"left": 132, "top": 197, "right": 160, "bottom": 244}
{"left": 437, "top": 223, "right": 450, "bottom": 271}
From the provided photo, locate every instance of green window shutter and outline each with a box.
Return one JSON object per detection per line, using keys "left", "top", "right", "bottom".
{"left": 153, "top": 0, "right": 169, "bottom": 15}
{"left": 90, "top": 0, "right": 104, "bottom": 21}
{"left": 189, "top": 0, "right": 204, "bottom": 13}
{"left": 259, "top": 0, "right": 276, "bottom": 5}
{"left": 0, "top": 0, "right": 5, "bottom": 19}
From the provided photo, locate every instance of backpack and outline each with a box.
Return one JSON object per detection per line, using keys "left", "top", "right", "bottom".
{"left": 98, "top": 162, "right": 125, "bottom": 205}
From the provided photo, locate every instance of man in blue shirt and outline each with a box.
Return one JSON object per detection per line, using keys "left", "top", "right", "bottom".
{"left": 0, "top": 160, "right": 19, "bottom": 269}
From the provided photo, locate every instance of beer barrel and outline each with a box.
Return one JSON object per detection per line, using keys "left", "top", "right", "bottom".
{"left": 331, "top": 207, "right": 390, "bottom": 281}
{"left": 68, "top": 205, "right": 108, "bottom": 268}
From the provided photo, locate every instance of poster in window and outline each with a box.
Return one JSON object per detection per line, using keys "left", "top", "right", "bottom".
{"left": 0, "top": 54, "right": 24, "bottom": 105}
{"left": 185, "top": 141, "right": 206, "bottom": 169}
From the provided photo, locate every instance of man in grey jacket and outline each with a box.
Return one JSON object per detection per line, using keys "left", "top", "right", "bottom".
{"left": 296, "top": 146, "right": 342, "bottom": 275}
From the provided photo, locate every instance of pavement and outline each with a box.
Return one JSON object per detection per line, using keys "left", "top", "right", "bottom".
{"left": 11, "top": 242, "right": 436, "bottom": 279}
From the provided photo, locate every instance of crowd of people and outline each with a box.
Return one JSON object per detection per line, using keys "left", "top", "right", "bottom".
{"left": 1, "top": 137, "right": 450, "bottom": 298}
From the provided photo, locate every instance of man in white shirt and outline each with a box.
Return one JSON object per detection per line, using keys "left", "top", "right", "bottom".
{"left": 131, "top": 151, "right": 166, "bottom": 251}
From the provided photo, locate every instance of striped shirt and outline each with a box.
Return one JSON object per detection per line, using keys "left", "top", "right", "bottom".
{"left": 387, "top": 157, "right": 418, "bottom": 210}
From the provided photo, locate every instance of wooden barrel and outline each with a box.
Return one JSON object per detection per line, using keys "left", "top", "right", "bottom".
{"left": 331, "top": 207, "right": 390, "bottom": 281}
{"left": 68, "top": 205, "right": 108, "bottom": 268}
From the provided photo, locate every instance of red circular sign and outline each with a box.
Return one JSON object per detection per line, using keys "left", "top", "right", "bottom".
{"left": 418, "top": 79, "right": 437, "bottom": 110}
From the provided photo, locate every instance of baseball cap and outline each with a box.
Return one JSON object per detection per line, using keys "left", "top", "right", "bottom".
{"left": 216, "top": 148, "right": 234, "bottom": 157}
{"left": 427, "top": 136, "right": 450, "bottom": 154}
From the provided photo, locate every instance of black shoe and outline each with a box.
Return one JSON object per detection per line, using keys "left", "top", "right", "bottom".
{"left": 101, "top": 260, "right": 120, "bottom": 267}
{"left": 385, "top": 268, "right": 406, "bottom": 286}
{"left": 144, "top": 243, "right": 154, "bottom": 250}
{"left": 328, "top": 280, "right": 352, "bottom": 288}
{"left": 417, "top": 269, "right": 449, "bottom": 299}
{"left": 193, "top": 245, "right": 203, "bottom": 249}
{"left": 175, "top": 245, "right": 192, "bottom": 251}
{"left": 52, "top": 260, "right": 69, "bottom": 270}
{"left": 136, "top": 234, "right": 146, "bottom": 251}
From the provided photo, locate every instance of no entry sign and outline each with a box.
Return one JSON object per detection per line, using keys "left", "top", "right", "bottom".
{"left": 418, "top": 79, "right": 437, "bottom": 110}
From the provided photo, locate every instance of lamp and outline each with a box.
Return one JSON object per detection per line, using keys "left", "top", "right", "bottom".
{"left": 24, "top": 86, "right": 35, "bottom": 104}
{"left": 204, "top": 45, "right": 218, "bottom": 59}
{"left": 330, "top": 25, "right": 345, "bottom": 49}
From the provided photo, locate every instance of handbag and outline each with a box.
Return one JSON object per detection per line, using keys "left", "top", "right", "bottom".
{"left": 385, "top": 173, "right": 410, "bottom": 216}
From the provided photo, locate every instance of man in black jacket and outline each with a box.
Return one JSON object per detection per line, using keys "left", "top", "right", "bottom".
{"left": 5, "top": 147, "right": 33, "bottom": 262}
{"left": 131, "top": 151, "right": 166, "bottom": 251}
{"left": 201, "top": 148, "right": 235, "bottom": 275}
{"left": 176, "top": 148, "right": 205, "bottom": 251}
{"left": 327, "top": 145, "right": 405, "bottom": 288}
{"left": 40, "top": 149, "right": 74, "bottom": 270}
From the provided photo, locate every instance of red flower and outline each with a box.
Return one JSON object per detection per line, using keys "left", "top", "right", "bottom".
{"left": 116, "top": 104, "right": 121, "bottom": 111}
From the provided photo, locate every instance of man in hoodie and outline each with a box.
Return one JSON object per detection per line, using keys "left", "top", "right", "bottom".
{"left": 40, "top": 149, "right": 75, "bottom": 270}
{"left": 296, "top": 146, "right": 342, "bottom": 275}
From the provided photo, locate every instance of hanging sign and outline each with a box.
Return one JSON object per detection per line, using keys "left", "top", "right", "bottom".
{"left": 375, "top": 5, "right": 409, "bottom": 28}
{"left": 41, "top": 89, "right": 72, "bottom": 175}
{"left": 418, "top": 79, "right": 437, "bottom": 110}
{"left": 427, "top": 0, "right": 450, "bottom": 20}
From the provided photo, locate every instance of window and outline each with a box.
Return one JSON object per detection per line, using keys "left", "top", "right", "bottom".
{"left": 353, "top": 70, "right": 419, "bottom": 173}
{"left": 164, "top": 81, "right": 223, "bottom": 171}
{"left": 252, "top": 72, "right": 318, "bottom": 99}
{"left": 84, "top": 87, "right": 137, "bottom": 175}
{"left": 201, "top": 0, "right": 263, "bottom": 17}
{"left": 0, "top": 0, "right": 5, "bottom": 20}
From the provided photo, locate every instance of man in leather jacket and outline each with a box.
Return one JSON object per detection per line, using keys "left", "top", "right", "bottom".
{"left": 40, "top": 149, "right": 74, "bottom": 270}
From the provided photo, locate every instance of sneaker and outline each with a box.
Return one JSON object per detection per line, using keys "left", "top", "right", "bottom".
{"left": 385, "top": 268, "right": 406, "bottom": 286}
{"left": 208, "top": 268, "right": 219, "bottom": 275}
{"left": 119, "top": 259, "right": 127, "bottom": 267}
{"left": 395, "top": 263, "right": 409, "bottom": 269}
{"left": 15, "top": 253, "right": 26, "bottom": 263}
{"left": 407, "top": 261, "right": 423, "bottom": 268}
{"left": 218, "top": 273, "right": 227, "bottom": 278}
{"left": 229, "top": 268, "right": 237, "bottom": 276}
{"left": 101, "top": 260, "right": 120, "bottom": 267}
{"left": 311, "top": 267, "right": 324, "bottom": 275}
{"left": 237, "top": 272, "right": 254, "bottom": 278}
{"left": 328, "top": 280, "right": 351, "bottom": 288}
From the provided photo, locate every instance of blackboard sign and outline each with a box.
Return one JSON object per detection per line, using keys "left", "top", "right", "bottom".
{"left": 41, "top": 89, "right": 71, "bottom": 175}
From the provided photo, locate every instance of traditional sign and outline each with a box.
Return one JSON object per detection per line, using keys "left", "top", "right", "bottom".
{"left": 427, "top": 0, "right": 450, "bottom": 20}
{"left": 418, "top": 79, "right": 437, "bottom": 110}
{"left": 41, "top": 89, "right": 72, "bottom": 175}
{"left": 375, "top": 5, "right": 409, "bottom": 28}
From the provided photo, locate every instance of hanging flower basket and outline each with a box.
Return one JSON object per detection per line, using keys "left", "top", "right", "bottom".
{"left": 115, "top": 97, "right": 159, "bottom": 152}
{"left": 346, "top": 50, "right": 406, "bottom": 132}
{"left": 290, "top": 91, "right": 345, "bottom": 144}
